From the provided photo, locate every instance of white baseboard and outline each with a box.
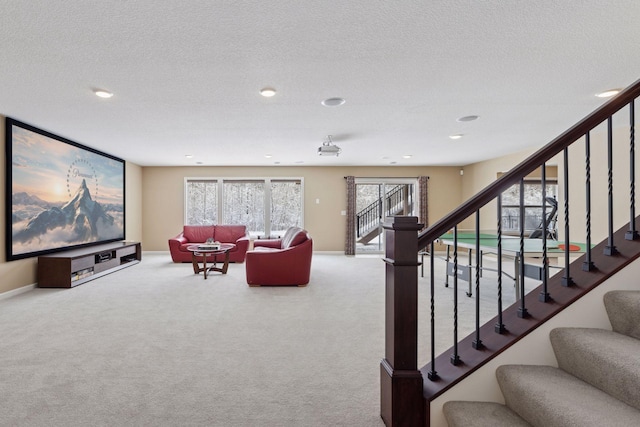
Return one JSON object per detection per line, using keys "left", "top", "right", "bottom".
{"left": 0, "top": 283, "right": 36, "bottom": 301}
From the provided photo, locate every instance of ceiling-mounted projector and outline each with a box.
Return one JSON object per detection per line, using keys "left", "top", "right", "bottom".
{"left": 318, "top": 135, "right": 341, "bottom": 156}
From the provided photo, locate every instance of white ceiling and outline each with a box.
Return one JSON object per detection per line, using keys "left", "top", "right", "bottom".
{"left": 1, "top": 1, "right": 639, "bottom": 167}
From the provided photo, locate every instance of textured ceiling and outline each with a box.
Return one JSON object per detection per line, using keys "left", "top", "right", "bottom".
{"left": 1, "top": 1, "right": 639, "bottom": 167}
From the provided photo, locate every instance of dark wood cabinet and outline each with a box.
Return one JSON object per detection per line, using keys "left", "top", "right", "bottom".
{"left": 37, "top": 241, "right": 141, "bottom": 288}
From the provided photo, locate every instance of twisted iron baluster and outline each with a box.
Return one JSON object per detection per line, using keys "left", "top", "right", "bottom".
{"left": 495, "top": 196, "right": 506, "bottom": 333}
{"left": 605, "top": 117, "right": 618, "bottom": 255}
{"left": 627, "top": 100, "right": 639, "bottom": 240}
{"left": 583, "top": 132, "right": 595, "bottom": 271}
{"left": 562, "top": 148, "right": 575, "bottom": 286}
{"left": 451, "top": 226, "right": 461, "bottom": 365}
{"left": 427, "top": 241, "right": 439, "bottom": 380}
{"left": 473, "top": 211, "right": 483, "bottom": 349}
{"left": 540, "top": 164, "right": 552, "bottom": 301}
{"left": 517, "top": 179, "right": 529, "bottom": 318}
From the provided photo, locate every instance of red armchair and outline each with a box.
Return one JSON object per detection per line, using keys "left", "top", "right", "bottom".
{"left": 245, "top": 227, "right": 312, "bottom": 286}
{"left": 168, "top": 225, "right": 250, "bottom": 263}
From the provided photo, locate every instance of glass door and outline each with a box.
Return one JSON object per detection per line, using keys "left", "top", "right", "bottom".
{"left": 354, "top": 179, "right": 416, "bottom": 254}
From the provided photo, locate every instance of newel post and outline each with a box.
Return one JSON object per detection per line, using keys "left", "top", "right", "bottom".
{"left": 380, "top": 216, "right": 425, "bottom": 426}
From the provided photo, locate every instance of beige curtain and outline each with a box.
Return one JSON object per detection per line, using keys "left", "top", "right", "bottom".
{"left": 345, "top": 176, "right": 356, "bottom": 255}
{"left": 418, "top": 176, "right": 429, "bottom": 230}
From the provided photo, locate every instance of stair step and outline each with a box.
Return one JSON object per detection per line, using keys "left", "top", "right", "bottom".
{"left": 550, "top": 327, "right": 640, "bottom": 410}
{"left": 496, "top": 365, "right": 640, "bottom": 426}
{"left": 443, "top": 401, "right": 531, "bottom": 426}
{"left": 356, "top": 225, "right": 381, "bottom": 244}
{"left": 604, "top": 290, "right": 640, "bottom": 339}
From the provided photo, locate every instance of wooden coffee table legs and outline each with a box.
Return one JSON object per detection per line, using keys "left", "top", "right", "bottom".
{"left": 191, "top": 250, "right": 231, "bottom": 279}
{"left": 206, "top": 250, "right": 231, "bottom": 276}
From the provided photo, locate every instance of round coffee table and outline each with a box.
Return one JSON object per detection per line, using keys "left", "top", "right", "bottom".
{"left": 187, "top": 243, "right": 236, "bottom": 279}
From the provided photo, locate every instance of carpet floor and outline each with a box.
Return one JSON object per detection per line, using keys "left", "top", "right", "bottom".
{"left": 0, "top": 252, "right": 532, "bottom": 426}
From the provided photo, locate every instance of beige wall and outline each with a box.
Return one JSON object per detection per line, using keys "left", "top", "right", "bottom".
{"left": 461, "top": 148, "right": 535, "bottom": 201}
{"left": 564, "top": 125, "right": 638, "bottom": 244}
{"left": 10, "top": 114, "right": 613, "bottom": 292}
{"left": 460, "top": 148, "right": 536, "bottom": 230}
{"left": 125, "top": 162, "right": 143, "bottom": 242}
{"left": 460, "top": 124, "right": 634, "bottom": 245}
{"left": 1, "top": 114, "right": 462, "bottom": 293}
{"left": 0, "top": 114, "right": 143, "bottom": 294}
{"left": 1, "top": 125, "right": 558, "bottom": 295}
{"left": 461, "top": 148, "right": 561, "bottom": 231}
{"left": 141, "top": 166, "right": 463, "bottom": 252}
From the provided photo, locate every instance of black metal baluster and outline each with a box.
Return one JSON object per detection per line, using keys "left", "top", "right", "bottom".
{"left": 427, "top": 241, "right": 439, "bottom": 380}
{"left": 444, "top": 244, "right": 450, "bottom": 288}
{"left": 605, "top": 117, "right": 618, "bottom": 255}
{"left": 583, "top": 132, "right": 595, "bottom": 271}
{"left": 627, "top": 100, "right": 639, "bottom": 240}
{"left": 562, "top": 148, "right": 575, "bottom": 286}
{"left": 451, "top": 226, "right": 461, "bottom": 365}
{"left": 539, "top": 164, "right": 552, "bottom": 302}
{"left": 495, "top": 196, "right": 506, "bottom": 333}
{"left": 517, "top": 179, "right": 529, "bottom": 318}
{"left": 473, "top": 212, "right": 484, "bottom": 349}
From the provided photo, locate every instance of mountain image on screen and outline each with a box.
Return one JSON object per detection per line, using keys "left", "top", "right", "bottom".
{"left": 14, "top": 179, "right": 118, "bottom": 244}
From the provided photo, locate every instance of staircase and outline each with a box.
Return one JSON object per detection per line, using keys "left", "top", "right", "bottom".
{"left": 443, "top": 290, "right": 640, "bottom": 426}
{"left": 379, "top": 78, "right": 640, "bottom": 426}
{"left": 356, "top": 185, "right": 412, "bottom": 244}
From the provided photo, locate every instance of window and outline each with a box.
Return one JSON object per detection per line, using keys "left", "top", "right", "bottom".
{"left": 222, "top": 180, "right": 265, "bottom": 233}
{"left": 270, "top": 180, "right": 302, "bottom": 236}
{"left": 185, "top": 177, "right": 303, "bottom": 237}
{"left": 185, "top": 180, "right": 218, "bottom": 225}
{"left": 501, "top": 180, "right": 558, "bottom": 236}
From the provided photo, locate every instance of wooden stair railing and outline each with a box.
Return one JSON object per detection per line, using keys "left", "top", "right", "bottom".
{"left": 380, "top": 78, "right": 640, "bottom": 426}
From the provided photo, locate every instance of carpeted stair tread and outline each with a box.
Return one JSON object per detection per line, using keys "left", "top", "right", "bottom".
{"left": 443, "top": 401, "right": 531, "bottom": 426}
{"left": 604, "top": 290, "right": 640, "bottom": 339}
{"left": 550, "top": 327, "right": 640, "bottom": 410}
{"left": 496, "top": 364, "right": 640, "bottom": 426}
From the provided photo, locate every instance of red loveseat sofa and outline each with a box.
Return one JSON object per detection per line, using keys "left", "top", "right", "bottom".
{"left": 245, "top": 227, "right": 312, "bottom": 286}
{"left": 168, "top": 225, "right": 250, "bottom": 263}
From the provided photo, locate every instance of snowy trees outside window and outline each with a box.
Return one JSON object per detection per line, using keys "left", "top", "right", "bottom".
{"left": 270, "top": 180, "right": 302, "bottom": 236}
{"left": 186, "top": 180, "right": 218, "bottom": 225}
{"left": 501, "top": 181, "right": 558, "bottom": 235}
{"left": 223, "top": 180, "right": 265, "bottom": 232}
{"left": 185, "top": 178, "right": 303, "bottom": 237}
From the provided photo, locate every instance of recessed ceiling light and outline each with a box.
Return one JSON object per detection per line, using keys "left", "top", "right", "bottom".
{"left": 381, "top": 156, "right": 390, "bottom": 160}
{"left": 196, "top": 162, "right": 203, "bottom": 165}
{"left": 185, "top": 154, "right": 193, "bottom": 159}
{"left": 94, "top": 89, "right": 113, "bottom": 98}
{"left": 390, "top": 161, "right": 397, "bottom": 165}
{"left": 449, "top": 134, "right": 464, "bottom": 140}
{"left": 457, "top": 115, "right": 478, "bottom": 122}
{"left": 321, "top": 97, "right": 346, "bottom": 107}
{"left": 274, "top": 161, "right": 281, "bottom": 165}
{"left": 264, "top": 154, "right": 273, "bottom": 158}
{"left": 596, "top": 89, "right": 621, "bottom": 98}
{"left": 295, "top": 161, "right": 304, "bottom": 164}
{"left": 402, "top": 155, "right": 413, "bottom": 159}
{"left": 260, "top": 87, "right": 276, "bottom": 97}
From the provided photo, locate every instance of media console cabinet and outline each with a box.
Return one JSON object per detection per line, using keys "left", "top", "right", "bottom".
{"left": 37, "top": 241, "right": 141, "bottom": 288}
